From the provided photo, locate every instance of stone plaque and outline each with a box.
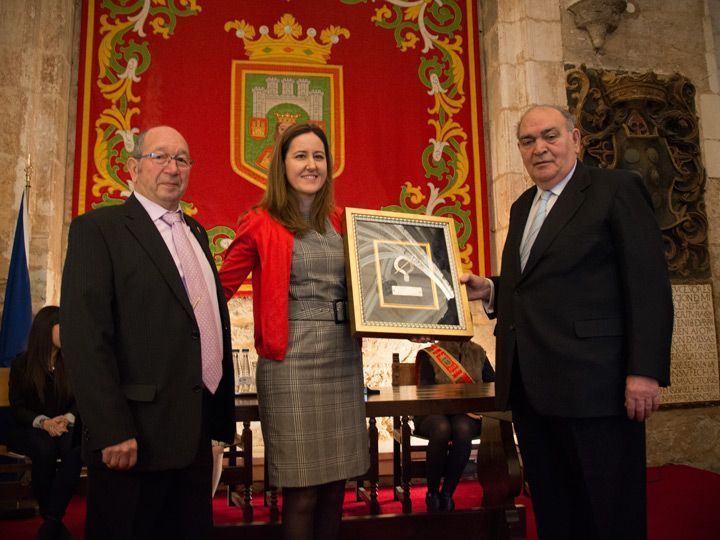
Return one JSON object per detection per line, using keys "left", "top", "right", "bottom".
{"left": 662, "top": 284, "right": 720, "bottom": 405}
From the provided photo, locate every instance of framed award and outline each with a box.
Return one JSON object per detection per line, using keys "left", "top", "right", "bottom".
{"left": 344, "top": 208, "right": 473, "bottom": 339}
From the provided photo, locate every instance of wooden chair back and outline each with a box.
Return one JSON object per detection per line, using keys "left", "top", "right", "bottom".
{"left": 0, "top": 367, "right": 37, "bottom": 517}
{"left": 0, "top": 368, "right": 10, "bottom": 408}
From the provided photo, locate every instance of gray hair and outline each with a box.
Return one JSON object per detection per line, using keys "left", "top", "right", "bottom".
{"left": 131, "top": 130, "right": 149, "bottom": 159}
{"left": 516, "top": 105, "right": 576, "bottom": 138}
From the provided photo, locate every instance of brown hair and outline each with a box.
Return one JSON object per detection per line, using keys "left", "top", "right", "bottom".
{"left": 259, "top": 122, "right": 334, "bottom": 235}
{"left": 21, "top": 305, "right": 70, "bottom": 404}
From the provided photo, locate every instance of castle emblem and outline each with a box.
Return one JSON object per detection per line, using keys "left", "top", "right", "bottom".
{"left": 225, "top": 14, "right": 349, "bottom": 189}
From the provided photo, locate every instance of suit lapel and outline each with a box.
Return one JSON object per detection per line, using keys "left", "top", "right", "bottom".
{"left": 185, "top": 215, "right": 213, "bottom": 264}
{"left": 121, "top": 195, "right": 195, "bottom": 319}
{"left": 187, "top": 216, "right": 235, "bottom": 369}
{"left": 521, "top": 161, "right": 591, "bottom": 278}
{"left": 185, "top": 215, "right": 223, "bottom": 295}
{"left": 185, "top": 214, "right": 231, "bottom": 331}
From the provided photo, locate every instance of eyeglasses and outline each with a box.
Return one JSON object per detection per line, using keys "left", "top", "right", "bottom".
{"left": 138, "top": 152, "right": 194, "bottom": 169}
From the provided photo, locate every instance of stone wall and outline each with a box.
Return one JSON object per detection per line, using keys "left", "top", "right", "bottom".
{"left": 562, "top": 0, "right": 709, "bottom": 87}
{"left": 0, "top": 0, "right": 78, "bottom": 311}
{"left": 713, "top": 0, "right": 720, "bottom": 78}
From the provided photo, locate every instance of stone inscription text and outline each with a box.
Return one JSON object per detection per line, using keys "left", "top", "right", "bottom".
{"left": 662, "top": 284, "right": 720, "bottom": 404}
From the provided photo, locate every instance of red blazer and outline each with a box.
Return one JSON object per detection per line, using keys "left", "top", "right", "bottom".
{"left": 219, "top": 207, "right": 344, "bottom": 360}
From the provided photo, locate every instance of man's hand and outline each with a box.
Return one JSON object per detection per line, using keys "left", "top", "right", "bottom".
{"left": 460, "top": 273, "right": 492, "bottom": 302}
{"left": 102, "top": 438, "right": 138, "bottom": 470}
{"left": 625, "top": 375, "right": 661, "bottom": 422}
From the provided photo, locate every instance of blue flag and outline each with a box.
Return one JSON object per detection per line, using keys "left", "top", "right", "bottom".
{"left": 0, "top": 192, "right": 32, "bottom": 367}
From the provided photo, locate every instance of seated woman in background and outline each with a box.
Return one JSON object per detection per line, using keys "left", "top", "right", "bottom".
{"left": 9, "top": 305, "right": 82, "bottom": 540}
{"left": 414, "top": 340, "right": 495, "bottom": 512}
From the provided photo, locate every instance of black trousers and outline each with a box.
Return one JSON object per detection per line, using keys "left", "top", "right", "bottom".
{"left": 84, "top": 403, "right": 213, "bottom": 540}
{"left": 9, "top": 426, "right": 82, "bottom": 520}
{"left": 511, "top": 383, "right": 647, "bottom": 540}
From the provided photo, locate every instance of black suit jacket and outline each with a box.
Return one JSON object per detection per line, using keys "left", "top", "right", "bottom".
{"left": 492, "top": 161, "right": 673, "bottom": 417}
{"left": 60, "top": 195, "right": 235, "bottom": 471}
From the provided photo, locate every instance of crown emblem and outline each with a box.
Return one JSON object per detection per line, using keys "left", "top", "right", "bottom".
{"left": 275, "top": 112, "right": 302, "bottom": 124}
{"left": 225, "top": 13, "right": 349, "bottom": 65}
{"left": 600, "top": 71, "right": 668, "bottom": 106}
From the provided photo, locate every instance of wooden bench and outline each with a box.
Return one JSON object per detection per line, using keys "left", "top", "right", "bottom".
{"left": 0, "top": 366, "right": 37, "bottom": 518}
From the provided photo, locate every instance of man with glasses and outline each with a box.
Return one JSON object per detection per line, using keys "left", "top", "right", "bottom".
{"left": 462, "top": 105, "right": 673, "bottom": 540}
{"left": 61, "top": 126, "right": 235, "bottom": 539}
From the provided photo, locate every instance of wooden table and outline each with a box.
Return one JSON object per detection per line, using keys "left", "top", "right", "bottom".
{"left": 225, "top": 383, "right": 525, "bottom": 539}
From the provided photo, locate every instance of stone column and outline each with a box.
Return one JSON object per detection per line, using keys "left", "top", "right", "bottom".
{"left": 0, "top": 0, "right": 78, "bottom": 313}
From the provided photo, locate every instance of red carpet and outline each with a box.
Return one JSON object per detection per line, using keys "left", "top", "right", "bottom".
{"left": 1, "top": 464, "right": 718, "bottom": 539}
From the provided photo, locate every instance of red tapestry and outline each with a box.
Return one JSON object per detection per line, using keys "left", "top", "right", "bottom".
{"left": 73, "top": 0, "right": 490, "bottom": 290}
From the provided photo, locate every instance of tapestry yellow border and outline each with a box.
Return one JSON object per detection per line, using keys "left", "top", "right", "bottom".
{"left": 77, "top": 0, "right": 96, "bottom": 215}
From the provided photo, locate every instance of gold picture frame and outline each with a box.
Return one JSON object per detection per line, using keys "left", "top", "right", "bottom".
{"left": 344, "top": 208, "right": 473, "bottom": 339}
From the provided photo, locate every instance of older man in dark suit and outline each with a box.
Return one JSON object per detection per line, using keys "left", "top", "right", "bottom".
{"left": 462, "top": 105, "right": 673, "bottom": 540}
{"left": 60, "top": 126, "right": 235, "bottom": 539}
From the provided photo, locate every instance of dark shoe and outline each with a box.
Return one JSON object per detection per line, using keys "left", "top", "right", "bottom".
{"left": 37, "top": 517, "right": 73, "bottom": 540}
{"left": 57, "top": 522, "right": 73, "bottom": 540}
{"left": 425, "top": 491, "right": 441, "bottom": 512}
{"left": 439, "top": 492, "right": 455, "bottom": 511}
{"left": 37, "top": 519, "right": 60, "bottom": 540}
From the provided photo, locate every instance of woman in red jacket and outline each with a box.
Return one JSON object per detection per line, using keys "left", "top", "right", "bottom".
{"left": 220, "top": 123, "right": 368, "bottom": 540}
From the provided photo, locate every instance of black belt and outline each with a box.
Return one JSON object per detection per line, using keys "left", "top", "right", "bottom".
{"left": 288, "top": 300, "right": 349, "bottom": 324}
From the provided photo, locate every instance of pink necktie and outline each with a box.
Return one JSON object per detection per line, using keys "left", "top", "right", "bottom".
{"left": 162, "top": 211, "right": 222, "bottom": 393}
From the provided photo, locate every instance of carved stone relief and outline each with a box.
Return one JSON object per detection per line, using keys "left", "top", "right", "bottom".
{"left": 567, "top": 0, "right": 628, "bottom": 53}
{"left": 566, "top": 65, "right": 710, "bottom": 279}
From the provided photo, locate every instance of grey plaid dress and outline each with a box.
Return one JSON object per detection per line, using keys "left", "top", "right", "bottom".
{"left": 256, "top": 222, "right": 369, "bottom": 487}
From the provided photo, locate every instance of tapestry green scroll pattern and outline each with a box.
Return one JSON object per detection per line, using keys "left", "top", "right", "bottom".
{"left": 73, "top": 0, "right": 489, "bottom": 285}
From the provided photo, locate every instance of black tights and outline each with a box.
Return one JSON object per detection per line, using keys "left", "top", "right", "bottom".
{"left": 281, "top": 479, "right": 346, "bottom": 540}
{"left": 414, "top": 414, "right": 481, "bottom": 495}
{"left": 9, "top": 426, "right": 82, "bottom": 520}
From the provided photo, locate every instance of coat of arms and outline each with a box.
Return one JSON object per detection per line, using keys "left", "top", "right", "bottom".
{"left": 226, "top": 14, "right": 348, "bottom": 189}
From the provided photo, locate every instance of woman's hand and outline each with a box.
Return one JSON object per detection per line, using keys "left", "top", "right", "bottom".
{"left": 52, "top": 415, "right": 70, "bottom": 428}
{"left": 41, "top": 418, "right": 65, "bottom": 437}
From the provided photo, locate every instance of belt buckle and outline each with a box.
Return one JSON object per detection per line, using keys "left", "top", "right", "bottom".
{"left": 333, "top": 299, "right": 347, "bottom": 324}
